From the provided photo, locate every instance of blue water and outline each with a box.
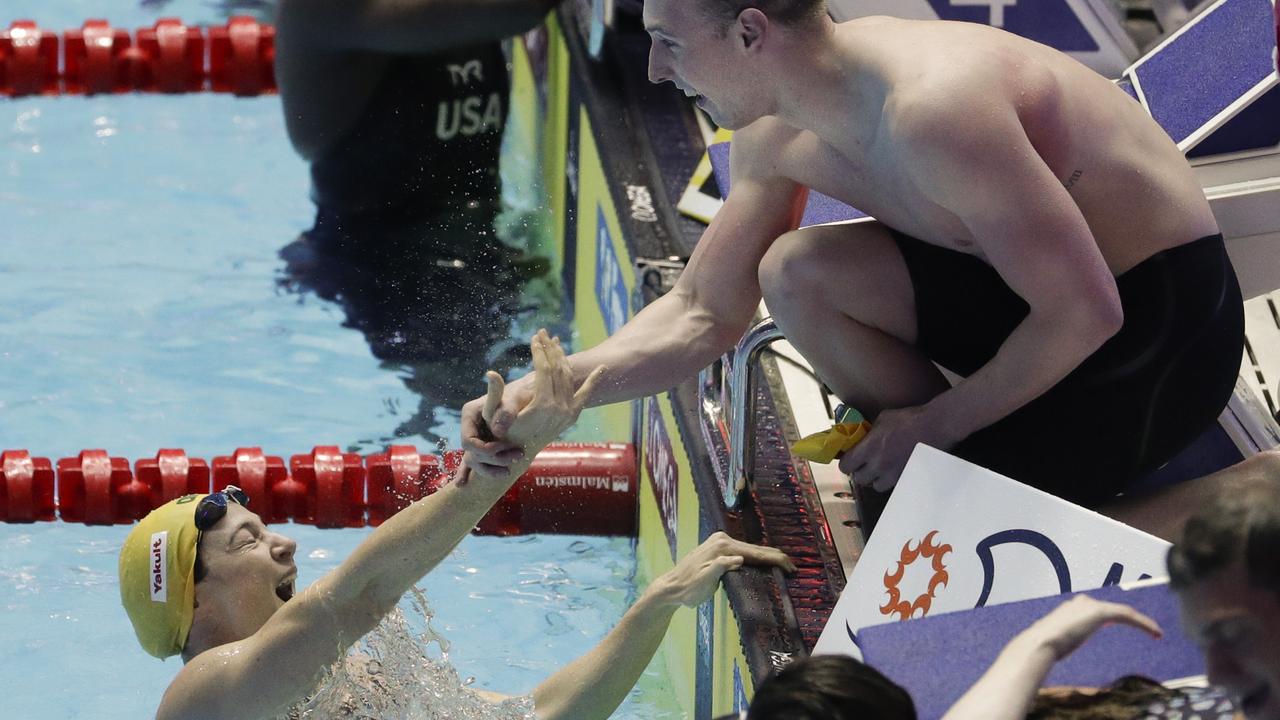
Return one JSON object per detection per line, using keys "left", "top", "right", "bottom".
{"left": 0, "top": 2, "right": 677, "bottom": 717}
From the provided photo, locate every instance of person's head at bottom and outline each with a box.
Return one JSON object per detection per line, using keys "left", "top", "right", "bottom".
{"left": 118, "top": 486, "right": 297, "bottom": 661}
{"left": 1169, "top": 478, "right": 1280, "bottom": 719}
{"left": 742, "top": 654, "right": 916, "bottom": 720}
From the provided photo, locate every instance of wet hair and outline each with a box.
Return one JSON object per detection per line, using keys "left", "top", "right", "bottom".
{"left": 698, "top": 0, "right": 827, "bottom": 32}
{"left": 1167, "top": 478, "right": 1280, "bottom": 598}
{"left": 745, "top": 655, "right": 916, "bottom": 720}
{"left": 1028, "top": 676, "right": 1181, "bottom": 719}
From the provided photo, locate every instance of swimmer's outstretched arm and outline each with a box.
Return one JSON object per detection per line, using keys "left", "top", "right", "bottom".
{"left": 942, "top": 596, "right": 1161, "bottom": 720}
{"left": 464, "top": 127, "right": 807, "bottom": 474}
{"left": 157, "top": 331, "right": 599, "bottom": 720}
{"left": 529, "top": 533, "right": 795, "bottom": 720}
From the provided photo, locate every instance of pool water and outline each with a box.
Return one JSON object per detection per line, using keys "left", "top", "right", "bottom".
{"left": 0, "top": 0, "right": 679, "bottom": 717}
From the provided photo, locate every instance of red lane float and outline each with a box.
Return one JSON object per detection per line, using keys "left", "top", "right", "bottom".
{"left": 212, "top": 447, "right": 291, "bottom": 524}
{"left": 0, "top": 444, "right": 639, "bottom": 537}
{"left": 1, "top": 21, "right": 59, "bottom": 97}
{"left": 366, "top": 445, "right": 449, "bottom": 526}
{"left": 136, "top": 18, "right": 205, "bottom": 93}
{"left": 63, "top": 20, "right": 131, "bottom": 95}
{"left": 290, "top": 446, "right": 365, "bottom": 529}
{"left": 2, "top": 17, "right": 277, "bottom": 98}
{"left": 57, "top": 450, "right": 134, "bottom": 525}
{"left": 209, "top": 16, "right": 276, "bottom": 96}
{"left": 135, "top": 449, "right": 211, "bottom": 509}
{"left": 0, "top": 450, "right": 56, "bottom": 522}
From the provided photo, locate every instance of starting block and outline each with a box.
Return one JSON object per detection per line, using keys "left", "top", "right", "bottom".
{"left": 1124, "top": 0, "right": 1280, "bottom": 301}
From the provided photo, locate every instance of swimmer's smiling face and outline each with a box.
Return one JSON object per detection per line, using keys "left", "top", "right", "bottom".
{"left": 1178, "top": 560, "right": 1280, "bottom": 719}
{"left": 643, "top": 0, "right": 776, "bottom": 129}
{"left": 195, "top": 503, "right": 299, "bottom": 636}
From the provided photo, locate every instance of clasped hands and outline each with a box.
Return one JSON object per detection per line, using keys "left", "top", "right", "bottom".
{"left": 459, "top": 329, "right": 602, "bottom": 482}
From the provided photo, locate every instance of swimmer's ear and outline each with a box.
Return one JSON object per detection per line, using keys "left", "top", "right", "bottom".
{"left": 736, "top": 8, "right": 767, "bottom": 50}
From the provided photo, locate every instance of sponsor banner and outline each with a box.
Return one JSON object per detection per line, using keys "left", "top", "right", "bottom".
{"left": 594, "top": 205, "right": 630, "bottom": 336}
{"left": 695, "top": 594, "right": 715, "bottom": 720}
{"left": 815, "top": 445, "right": 1170, "bottom": 656}
{"left": 150, "top": 531, "right": 169, "bottom": 603}
{"left": 695, "top": 509, "right": 716, "bottom": 720}
{"left": 532, "top": 475, "right": 631, "bottom": 492}
{"left": 644, "top": 397, "right": 680, "bottom": 563}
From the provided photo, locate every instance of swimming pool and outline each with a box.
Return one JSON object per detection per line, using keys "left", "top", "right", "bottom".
{"left": 0, "top": 1, "right": 678, "bottom": 717}
{"left": 0, "top": 525, "right": 677, "bottom": 718}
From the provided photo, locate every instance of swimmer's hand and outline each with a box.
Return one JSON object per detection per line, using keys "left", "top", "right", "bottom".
{"left": 838, "top": 405, "right": 961, "bottom": 493}
{"left": 461, "top": 371, "right": 535, "bottom": 479}
{"left": 463, "top": 330, "right": 604, "bottom": 481}
{"left": 645, "top": 532, "right": 796, "bottom": 608}
{"left": 461, "top": 372, "right": 527, "bottom": 479}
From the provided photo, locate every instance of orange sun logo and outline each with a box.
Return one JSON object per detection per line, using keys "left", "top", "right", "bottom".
{"left": 880, "top": 530, "right": 952, "bottom": 621}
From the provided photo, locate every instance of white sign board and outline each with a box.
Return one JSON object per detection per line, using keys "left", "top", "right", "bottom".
{"left": 814, "top": 445, "right": 1172, "bottom": 657}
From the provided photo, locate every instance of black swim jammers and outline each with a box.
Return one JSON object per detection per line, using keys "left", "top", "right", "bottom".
{"left": 891, "top": 231, "right": 1245, "bottom": 507}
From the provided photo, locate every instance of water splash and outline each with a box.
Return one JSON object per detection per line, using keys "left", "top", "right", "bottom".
{"left": 281, "top": 587, "right": 536, "bottom": 719}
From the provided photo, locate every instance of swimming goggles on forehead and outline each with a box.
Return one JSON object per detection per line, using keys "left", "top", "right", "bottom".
{"left": 194, "top": 485, "right": 250, "bottom": 534}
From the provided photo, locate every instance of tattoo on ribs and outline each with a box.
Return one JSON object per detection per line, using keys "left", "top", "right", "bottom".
{"left": 1063, "top": 169, "right": 1084, "bottom": 190}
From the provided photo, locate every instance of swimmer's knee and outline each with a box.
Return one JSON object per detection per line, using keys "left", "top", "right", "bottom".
{"left": 758, "top": 229, "right": 830, "bottom": 308}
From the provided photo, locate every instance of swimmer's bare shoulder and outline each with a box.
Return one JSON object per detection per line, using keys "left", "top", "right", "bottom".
{"left": 155, "top": 575, "right": 382, "bottom": 720}
{"left": 728, "top": 116, "right": 807, "bottom": 187}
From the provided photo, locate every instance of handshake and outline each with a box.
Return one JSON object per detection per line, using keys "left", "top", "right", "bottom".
{"left": 457, "top": 329, "right": 607, "bottom": 482}
{"left": 455, "top": 328, "right": 796, "bottom": 611}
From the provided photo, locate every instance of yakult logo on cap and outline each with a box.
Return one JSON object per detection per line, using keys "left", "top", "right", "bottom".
{"left": 150, "top": 531, "right": 168, "bottom": 603}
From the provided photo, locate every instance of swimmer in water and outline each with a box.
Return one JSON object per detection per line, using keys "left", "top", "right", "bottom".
{"left": 119, "top": 330, "right": 796, "bottom": 720}
{"left": 273, "top": 0, "right": 557, "bottom": 363}
{"left": 273, "top": 0, "right": 560, "bottom": 439}
{"left": 465, "top": 1, "right": 1244, "bottom": 522}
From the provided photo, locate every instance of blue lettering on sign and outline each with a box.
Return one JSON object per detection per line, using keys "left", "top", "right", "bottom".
{"left": 1101, "top": 562, "right": 1154, "bottom": 587}
{"left": 733, "top": 663, "right": 749, "bottom": 714}
{"left": 928, "top": 0, "right": 1099, "bottom": 52}
{"left": 695, "top": 597, "right": 715, "bottom": 720}
{"left": 973, "top": 529, "right": 1157, "bottom": 608}
{"left": 594, "top": 207, "right": 630, "bottom": 336}
{"left": 974, "top": 529, "right": 1072, "bottom": 608}
{"left": 645, "top": 398, "right": 680, "bottom": 562}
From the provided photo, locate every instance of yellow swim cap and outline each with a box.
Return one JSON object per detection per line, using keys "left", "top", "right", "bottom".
{"left": 118, "top": 494, "right": 207, "bottom": 659}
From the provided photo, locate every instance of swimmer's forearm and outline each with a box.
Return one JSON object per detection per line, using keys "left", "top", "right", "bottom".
{"left": 531, "top": 591, "right": 678, "bottom": 720}
{"left": 335, "top": 459, "right": 534, "bottom": 613}
{"left": 925, "top": 303, "right": 1121, "bottom": 442}
{"left": 565, "top": 291, "right": 746, "bottom": 407}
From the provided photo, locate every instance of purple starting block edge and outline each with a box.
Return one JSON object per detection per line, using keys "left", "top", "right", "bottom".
{"left": 707, "top": 142, "right": 868, "bottom": 227}
{"left": 1129, "top": 0, "right": 1276, "bottom": 148}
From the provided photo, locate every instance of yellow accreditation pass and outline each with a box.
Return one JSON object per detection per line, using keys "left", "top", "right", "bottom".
{"left": 791, "top": 407, "right": 871, "bottom": 464}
